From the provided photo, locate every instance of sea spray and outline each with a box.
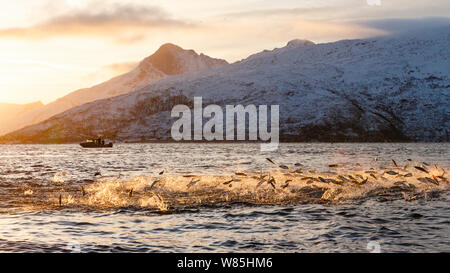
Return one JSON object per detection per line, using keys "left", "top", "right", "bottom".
{"left": 2, "top": 164, "right": 449, "bottom": 213}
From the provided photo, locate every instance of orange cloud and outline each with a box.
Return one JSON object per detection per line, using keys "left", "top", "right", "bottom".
{"left": 0, "top": 3, "right": 194, "bottom": 43}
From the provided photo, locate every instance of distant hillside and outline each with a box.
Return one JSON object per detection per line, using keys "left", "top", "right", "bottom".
{"left": 0, "top": 102, "right": 43, "bottom": 130}
{"left": 0, "top": 44, "right": 228, "bottom": 135}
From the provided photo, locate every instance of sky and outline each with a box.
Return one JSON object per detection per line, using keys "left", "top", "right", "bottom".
{"left": 0, "top": 0, "right": 449, "bottom": 104}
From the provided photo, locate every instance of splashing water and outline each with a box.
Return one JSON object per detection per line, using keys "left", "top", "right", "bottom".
{"left": 52, "top": 171, "right": 68, "bottom": 184}
{"left": 3, "top": 163, "right": 447, "bottom": 213}
{"left": 0, "top": 143, "right": 448, "bottom": 213}
{"left": 0, "top": 143, "right": 449, "bottom": 252}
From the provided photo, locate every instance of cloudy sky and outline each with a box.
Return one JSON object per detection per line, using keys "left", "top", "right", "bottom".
{"left": 0, "top": 0, "right": 449, "bottom": 104}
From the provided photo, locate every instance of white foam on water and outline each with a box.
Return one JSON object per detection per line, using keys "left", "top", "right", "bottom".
{"left": 32, "top": 165, "right": 448, "bottom": 212}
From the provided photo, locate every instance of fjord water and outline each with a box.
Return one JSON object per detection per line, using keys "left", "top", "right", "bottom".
{"left": 0, "top": 143, "right": 448, "bottom": 252}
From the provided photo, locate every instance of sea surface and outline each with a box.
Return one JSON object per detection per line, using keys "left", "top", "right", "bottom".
{"left": 0, "top": 143, "right": 448, "bottom": 252}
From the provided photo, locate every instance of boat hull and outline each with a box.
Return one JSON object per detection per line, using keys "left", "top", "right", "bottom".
{"left": 80, "top": 142, "right": 113, "bottom": 148}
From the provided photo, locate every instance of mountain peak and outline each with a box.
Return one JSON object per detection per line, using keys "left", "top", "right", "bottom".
{"left": 139, "top": 43, "right": 228, "bottom": 75}
{"left": 286, "top": 39, "right": 315, "bottom": 48}
{"left": 156, "top": 43, "right": 185, "bottom": 53}
{"left": 0, "top": 42, "right": 227, "bottom": 135}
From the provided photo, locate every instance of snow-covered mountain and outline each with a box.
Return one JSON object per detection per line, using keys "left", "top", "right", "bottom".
{"left": 1, "top": 28, "right": 449, "bottom": 143}
{"left": 0, "top": 44, "right": 227, "bottom": 135}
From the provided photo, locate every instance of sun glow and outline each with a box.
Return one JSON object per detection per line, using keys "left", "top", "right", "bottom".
{"left": 0, "top": 0, "right": 448, "bottom": 104}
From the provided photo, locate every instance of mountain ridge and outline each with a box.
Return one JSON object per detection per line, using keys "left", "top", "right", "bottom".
{"left": 0, "top": 44, "right": 228, "bottom": 135}
{"left": 1, "top": 28, "right": 449, "bottom": 143}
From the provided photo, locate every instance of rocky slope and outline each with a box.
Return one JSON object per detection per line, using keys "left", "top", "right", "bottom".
{"left": 1, "top": 28, "right": 449, "bottom": 143}
{"left": 0, "top": 44, "right": 227, "bottom": 135}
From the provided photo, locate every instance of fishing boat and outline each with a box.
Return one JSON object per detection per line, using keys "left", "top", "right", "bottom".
{"left": 80, "top": 138, "right": 113, "bottom": 148}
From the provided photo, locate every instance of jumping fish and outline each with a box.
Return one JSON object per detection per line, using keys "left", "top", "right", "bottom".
{"left": 150, "top": 179, "right": 161, "bottom": 190}
{"left": 281, "top": 180, "right": 292, "bottom": 189}
{"left": 187, "top": 179, "right": 200, "bottom": 188}
{"left": 338, "top": 176, "right": 350, "bottom": 183}
{"left": 417, "top": 177, "right": 438, "bottom": 185}
{"left": 425, "top": 177, "right": 439, "bottom": 185}
{"left": 256, "top": 179, "right": 266, "bottom": 188}
{"left": 414, "top": 166, "right": 429, "bottom": 173}
{"left": 266, "top": 158, "right": 276, "bottom": 165}
{"left": 329, "top": 179, "right": 343, "bottom": 185}
{"left": 360, "top": 177, "right": 368, "bottom": 184}
{"left": 392, "top": 159, "right": 398, "bottom": 167}
{"left": 223, "top": 179, "right": 234, "bottom": 185}
{"left": 394, "top": 181, "right": 407, "bottom": 187}
{"left": 268, "top": 178, "right": 276, "bottom": 189}
{"left": 301, "top": 177, "right": 314, "bottom": 180}
{"left": 386, "top": 171, "right": 398, "bottom": 175}
{"left": 318, "top": 177, "right": 328, "bottom": 183}
{"left": 417, "top": 178, "right": 427, "bottom": 184}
